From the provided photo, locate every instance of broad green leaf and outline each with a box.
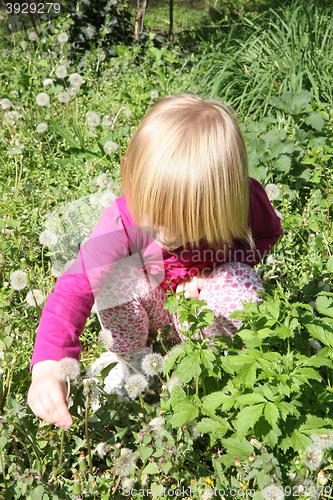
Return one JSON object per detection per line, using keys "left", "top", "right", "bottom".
{"left": 222, "top": 436, "right": 254, "bottom": 459}
{"left": 202, "top": 391, "right": 234, "bottom": 413}
{"left": 316, "top": 295, "right": 333, "bottom": 319}
{"left": 234, "top": 403, "right": 265, "bottom": 434}
{"left": 290, "top": 430, "right": 312, "bottom": 452}
{"left": 138, "top": 446, "right": 153, "bottom": 461}
{"left": 236, "top": 393, "right": 267, "bottom": 406}
{"left": 50, "top": 121, "right": 81, "bottom": 149}
{"left": 236, "top": 360, "right": 256, "bottom": 387}
{"left": 177, "top": 352, "right": 201, "bottom": 383}
{"left": 196, "top": 417, "right": 230, "bottom": 436}
{"left": 200, "top": 349, "right": 215, "bottom": 370}
{"left": 275, "top": 155, "right": 291, "bottom": 172}
{"left": 170, "top": 385, "right": 186, "bottom": 407}
{"left": 264, "top": 402, "right": 279, "bottom": 427}
{"left": 304, "top": 112, "right": 325, "bottom": 132}
{"left": 327, "top": 256, "right": 333, "bottom": 273}
{"left": 171, "top": 402, "right": 199, "bottom": 427}
{"left": 142, "top": 461, "right": 160, "bottom": 474}
{"left": 163, "top": 295, "right": 178, "bottom": 314}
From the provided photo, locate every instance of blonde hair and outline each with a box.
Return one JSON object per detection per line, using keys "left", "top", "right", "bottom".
{"left": 121, "top": 93, "right": 253, "bottom": 251}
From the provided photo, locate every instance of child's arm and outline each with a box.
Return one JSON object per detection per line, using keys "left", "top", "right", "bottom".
{"left": 28, "top": 360, "right": 72, "bottom": 429}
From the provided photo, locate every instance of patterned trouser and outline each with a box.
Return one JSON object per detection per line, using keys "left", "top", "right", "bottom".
{"left": 95, "top": 262, "right": 264, "bottom": 354}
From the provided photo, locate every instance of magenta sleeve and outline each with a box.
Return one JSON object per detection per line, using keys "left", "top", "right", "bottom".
{"left": 29, "top": 203, "right": 129, "bottom": 372}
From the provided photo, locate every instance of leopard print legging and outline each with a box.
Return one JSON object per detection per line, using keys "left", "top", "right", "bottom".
{"left": 95, "top": 262, "right": 263, "bottom": 354}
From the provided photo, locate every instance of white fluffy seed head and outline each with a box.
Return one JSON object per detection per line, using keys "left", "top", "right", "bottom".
{"left": 265, "top": 183, "right": 281, "bottom": 201}
{"left": 36, "top": 122, "right": 48, "bottom": 134}
{"left": 10, "top": 270, "right": 27, "bottom": 291}
{"left": 58, "top": 32, "right": 69, "bottom": 43}
{"left": 141, "top": 353, "right": 164, "bottom": 376}
{"left": 43, "top": 78, "right": 53, "bottom": 87}
{"left": 39, "top": 229, "right": 57, "bottom": 246}
{"left": 98, "top": 329, "right": 114, "bottom": 349}
{"left": 125, "top": 374, "right": 149, "bottom": 400}
{"left": 86, "top": 111, "right": 101, "bottom": 127}
{"left": 115, "top": 448, "right": 136, "bottom": 476}
{"left": 55, "top": 65, "right": 68, "bottom": 79}
{"left": 103, "top": 141, "right": 118, "bottom": 155}
{"left": 26, "top": 289, "right": 45, "bottom": 307}
{"left": 56, "top": 357, "right": 80, "bottom": 381}
{"left": 57, "top": 91, "right": 70, "bottom": 103}
{"left": 0, "top": 97, "right": 12, "bottom": 110}
{"left": 304, "top": 446, "right": 323, "bottom": 470}
{"left": 261, "top": 484, "right": 284, "bottom": 500}
{"left": 36, "top": 93, "right": 50, "bottom": 106}
{"left": 69, "top": 73, "right": 84, "bottom": 87}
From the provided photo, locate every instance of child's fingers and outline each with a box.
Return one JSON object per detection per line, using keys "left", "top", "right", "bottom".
{"left": 28, "top": 381, "right": 72, "bottom": 429}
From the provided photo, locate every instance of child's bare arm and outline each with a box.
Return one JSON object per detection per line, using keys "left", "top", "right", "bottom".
{"left": 27, "top": 360, "right": 73, "bottom": 429}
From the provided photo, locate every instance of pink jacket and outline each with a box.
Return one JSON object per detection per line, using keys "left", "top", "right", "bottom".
{"left": 30, "top": 178, "right": 282, "bottom": 371}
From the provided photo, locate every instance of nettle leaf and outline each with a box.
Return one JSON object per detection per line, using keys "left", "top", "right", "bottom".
{"left": 304, "top": 112, "right": 326, "bottom": 131}
{"left": 303, "top": 320, "right": 333, "bottom": 347}
{"left": 290, "top": 430, "right": 312, "bottom": 452}
{"left": 170, "top": 385, "right": 186, "bottom": 406}
{"left": 277, "top": 401, "right": 299, "bottom": 421}
{"left": 275, "top": 155, "right": 291, "bottom": 172}
{"left": 171, "top": 401, "right": 199, "bottom": 427}
{"left": 202, "top": 391, "right": 232, "bottom": 412}
{"left": 264, "top": 402, "right": 280, "bottom": 427}
{"left": 327, "top": 256, "right": 333, "bottom": 272}
{"left": 176, "top": 351, "right": 201, "bottom": 383}
{"left": 196, "top": 417, "right": 230, "bottom": 436}
{"left": 234, "top": 403, "right": 265, "bottom": 435}
{"left": 200, "top": 349, "right": 215, "bottom": 370}
{"left": 222, "top": 436, "right": 254, "bottom": 460}
{"left": 316, "top": 295, "right": 333, "bottom": 319}
{"left": 138, "top": 446, "right": 154, "bottom": 461}
{"left": 236, "top": 360, "right": 257, "bottom": 387}
{"left": 236, "top": 393, "right": 267, "bottom": 406}
{"left": 163, "top": 295, "right": 179, "bottom": 314}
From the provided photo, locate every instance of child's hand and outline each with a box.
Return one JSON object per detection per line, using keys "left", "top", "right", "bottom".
{"left": 27, "top": 360, "right": 73, "bottom": 429}
{"left": 176, "top": 270, "right": 210, "bottom": 299}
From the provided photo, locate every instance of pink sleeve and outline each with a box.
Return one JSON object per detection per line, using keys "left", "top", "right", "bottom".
{"left": 30, "top": 202, "right": 130, "bottom": 372}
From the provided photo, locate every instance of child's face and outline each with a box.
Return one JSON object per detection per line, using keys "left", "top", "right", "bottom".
{"left": 142, "top": 221, "right": 183, "bottom": 250}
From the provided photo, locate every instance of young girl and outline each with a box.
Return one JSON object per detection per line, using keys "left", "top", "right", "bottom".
{"left": 28, "top": 93, "right": 282, "bottom": 429}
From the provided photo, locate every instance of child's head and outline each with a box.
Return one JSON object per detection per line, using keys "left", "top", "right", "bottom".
{"left": 121, "top": 93, "right": 252, "bottom": 250}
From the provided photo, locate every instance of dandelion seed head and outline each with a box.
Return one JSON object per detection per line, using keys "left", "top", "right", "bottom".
{"left": 165, "top": 374, "right": 182, "bottom": 392}
{"left": 148, "top": 416, "right": 164, "bottom": 433}
{"left": 10, "top": 270, "right": 27, "bottom": 291}
{"left": 265, "top": 183, "right": 281, "bottom": 201}
{"left": 98, "top": 329, "right": 114, "bottom": 349}
{"left": 58, "top": 32, "right": 69, "bottom": 43}
{"left": 304, "top": 446, "right": 323, "bottom": 470}
{"left": 28, "top": 31, "right": 38, "bottom": 41}
{"left": 96, "top": 442, "right": 107, "bottom": 457}
{"left": 86, "top": 111, "right": 101, "bottom": 127}
{"left": 262, "top": 484, "right": 284, "bottom": 500}
{"left": 26, "top": 289, "right": 45, "bottom": 307}
{"left": 125, "top": 374, "right": 149, "bottom": 399}
{"left": 55, "top": 357, "right": 80, "bottom": 381}
{"left": 69, "top": 73, "right": 84, "bottom": 87}
{"left": 55, "top": 65, "right": 68, "bottom": 79}
{"left": 5, "top": 111, "right": 20, "bottom": 125}
{"left": 141, "top": 353, "right": 164, "bottom": 376}
{"left": 96, "top": 173, "right": 112, "bottom": 189}
{"left": 99, "top": 190, "right": 116, "bottom": 208}
{"left": 122, "top": 477, "right": 135, "bottom": 490}
{"left": 150, "top": 89, "right": 159, "bottom": 99}
{"left": 103, "top": 140, "right": 118, "bottom": 155}
{"left": 57, "top": 91, "right": 70, "bottom": 103}
{"left": 275, "top": 209, "right": 282, "bottom": 219}
{"left": 67, "top": 87, "right": 78, "bottom": 97}
{"left": 36, "top": 122, "right": 48, "bottom": 134}
{"left": 101, "top": 115, "right": 113, "bottom": 127}
{"left": 202, "top": 490, "right": 214, "bottom": 500}
{"left": 39, "top": 229, "right": 57, "bottom": 246}
{"left": 36, "top": 92, "right": 50, "bottom": 106}
{"left": 43, "top": 78, "right": 53, "bottom": 87}
{"left": 311, "top": 431, "right": 333, "bottom": 450}
{"left": 0, "top": 97, "right": 12, "bottom": 110}
{"left": 115, "top": 447, "right": 136, "bottom": 476}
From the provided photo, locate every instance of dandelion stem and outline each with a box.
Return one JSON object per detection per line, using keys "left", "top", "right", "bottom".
{"left": 0, "top": 449, "right": 7, "bottom": 490}
{"left": 110, "top": 473, "right": 122, "bottom": 496}
{"left": 84, "top": 392, "right": 93, "bottom": 475}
